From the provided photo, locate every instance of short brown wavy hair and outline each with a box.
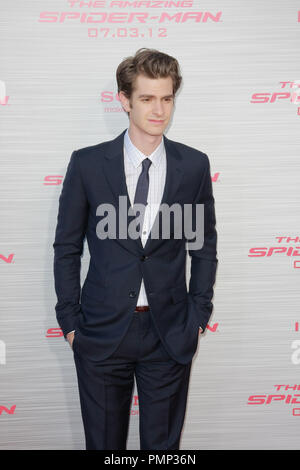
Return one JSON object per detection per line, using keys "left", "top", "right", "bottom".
{"left": 116, "top": 48, "right": 182, "bottom": 114}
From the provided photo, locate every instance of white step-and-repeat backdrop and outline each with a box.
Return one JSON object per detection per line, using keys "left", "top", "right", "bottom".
{"left": 1, "top": 0, "right": 300, "bottom": 449}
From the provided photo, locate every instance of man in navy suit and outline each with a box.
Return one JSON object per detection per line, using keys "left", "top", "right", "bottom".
{"left": 53, "top": 48, "right": 218, "bottom": 450}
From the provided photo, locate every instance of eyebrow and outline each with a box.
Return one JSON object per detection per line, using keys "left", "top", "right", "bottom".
{"left": 138, "top": 94, "right": 174, "bottom": 99}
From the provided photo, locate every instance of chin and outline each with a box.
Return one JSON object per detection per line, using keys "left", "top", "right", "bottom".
{"left": 146, "top": 123, "right": 167, "bottom": 133}
{"left": 147, "top": 129, "right": 164, "bottom": 136}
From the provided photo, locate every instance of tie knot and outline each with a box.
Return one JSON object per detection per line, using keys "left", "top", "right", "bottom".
{"left": 142, "top": 158, "right": 152, "bottom": 172}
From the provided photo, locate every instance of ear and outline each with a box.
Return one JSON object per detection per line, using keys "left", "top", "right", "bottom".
{"left": 118, "top": 91, "right": 131, "bottom": 113}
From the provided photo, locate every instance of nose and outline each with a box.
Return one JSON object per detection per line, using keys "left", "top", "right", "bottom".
{"left": 152, "top": 100, "right": 164, "bottom": 116}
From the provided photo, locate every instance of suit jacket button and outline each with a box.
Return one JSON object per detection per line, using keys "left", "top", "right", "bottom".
{"left": 129, "top": 291, "right": 136, "bottom": 298}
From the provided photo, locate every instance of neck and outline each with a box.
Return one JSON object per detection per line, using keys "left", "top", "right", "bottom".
{"left": 128, "top": 125, "right": 163, "bottom": 156}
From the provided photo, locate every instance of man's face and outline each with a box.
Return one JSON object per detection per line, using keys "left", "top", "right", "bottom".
{"left": 119, "top": 74, "right": 175, "bottom": 137}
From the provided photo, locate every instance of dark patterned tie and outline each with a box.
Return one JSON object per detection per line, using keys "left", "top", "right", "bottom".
{"left": 133, "top": 158, "right": 152, "bottom": 235}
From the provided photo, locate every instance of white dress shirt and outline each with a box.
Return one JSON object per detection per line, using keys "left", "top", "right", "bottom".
{"left": 123, "top": 128, "right": 167, "bottom": 306}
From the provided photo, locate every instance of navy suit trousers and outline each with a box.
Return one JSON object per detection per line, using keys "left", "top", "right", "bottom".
{"left": 73, "top": 310, "right": 192, "bottom": 450}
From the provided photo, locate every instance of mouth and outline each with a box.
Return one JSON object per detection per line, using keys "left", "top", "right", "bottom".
{"left": 148, "top": 119, "right": 164, "bottom": 124}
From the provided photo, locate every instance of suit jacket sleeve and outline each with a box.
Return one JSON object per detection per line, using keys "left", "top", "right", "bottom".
{"left": 53, "top": 150, "right": 89, "bottom": 337}
{"left": 187, "top": 153, "right": 218, "bottom": 334}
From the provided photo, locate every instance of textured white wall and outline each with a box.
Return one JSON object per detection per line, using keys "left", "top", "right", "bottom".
{"left": 1, "top": 0, "right": 300, "bottom": 449}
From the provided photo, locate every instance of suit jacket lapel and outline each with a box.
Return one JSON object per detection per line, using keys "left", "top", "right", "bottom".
{"left": 102, "top": 129, "right": 184, "bottom": 254}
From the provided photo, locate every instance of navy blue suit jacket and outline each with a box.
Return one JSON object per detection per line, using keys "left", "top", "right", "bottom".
{"left": 53, "top": 129, "right": 218, "bottom": 364}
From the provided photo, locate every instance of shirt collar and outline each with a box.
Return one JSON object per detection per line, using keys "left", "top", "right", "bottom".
{"left": 124, "top": 128, "right": 164, "bottom": 169}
